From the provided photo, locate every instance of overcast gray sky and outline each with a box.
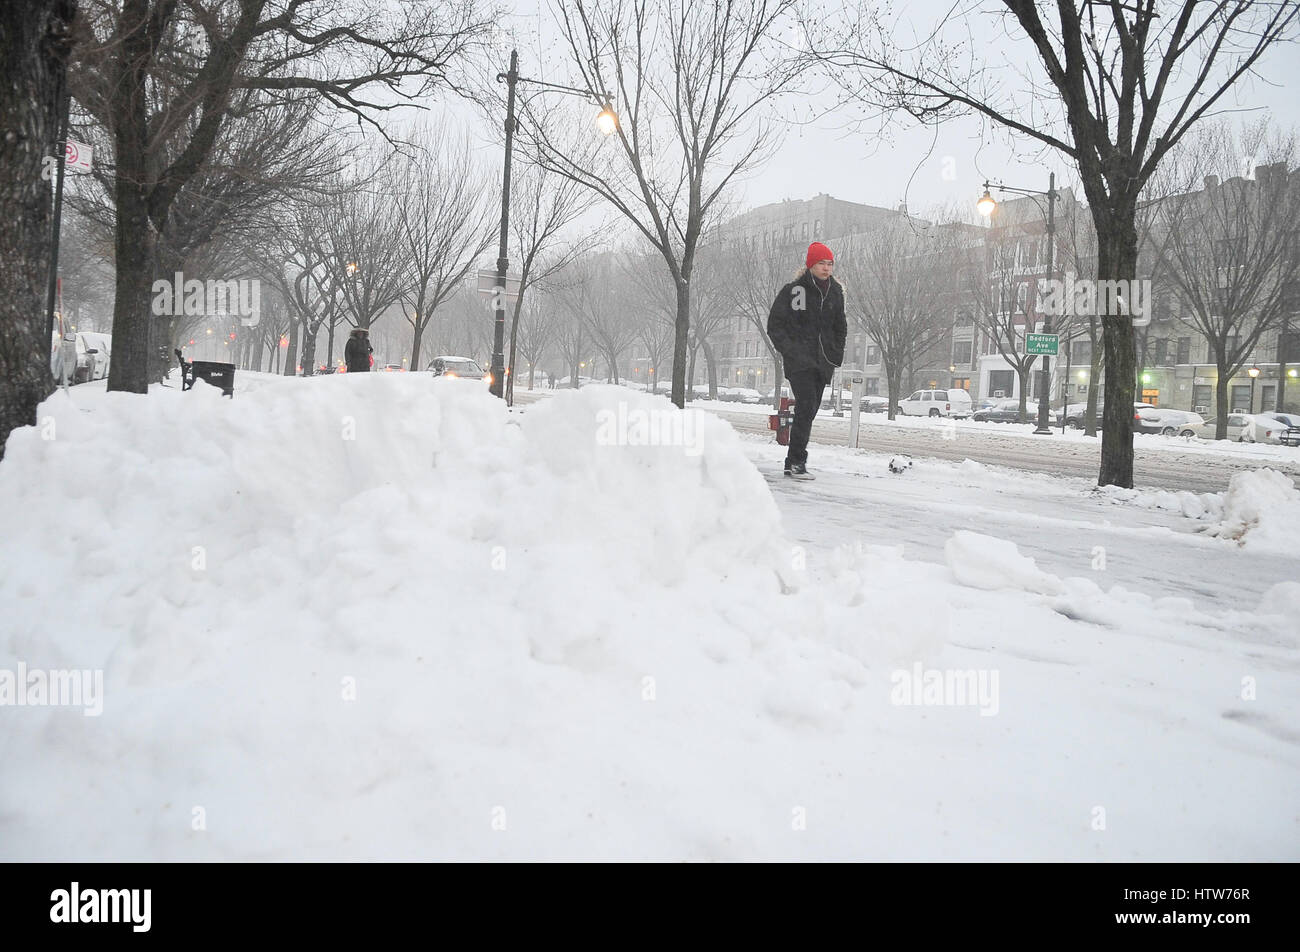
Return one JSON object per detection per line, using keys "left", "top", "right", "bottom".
{"left": 438, "top": 0, "right": 1300, "bottom": 224}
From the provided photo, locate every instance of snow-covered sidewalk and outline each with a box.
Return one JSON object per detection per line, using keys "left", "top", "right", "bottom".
{"left": 1, "top": 376, "right": 1296, "bottom": 860}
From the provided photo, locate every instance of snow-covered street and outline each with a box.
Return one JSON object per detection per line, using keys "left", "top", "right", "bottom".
{"left": 2, "top": 376, "right": 1296, "bottom": 861}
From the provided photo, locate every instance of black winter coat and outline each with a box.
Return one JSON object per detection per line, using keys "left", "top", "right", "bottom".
{"left": 766, "top": 270, "right": 847, "bottom": 381}
{"left": 344, "top": 334, "right": 372, "bottom": 372}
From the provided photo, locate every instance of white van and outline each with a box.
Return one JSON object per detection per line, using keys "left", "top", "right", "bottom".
{"left": 897, "top": 388, "right": 973, "bottom": 418}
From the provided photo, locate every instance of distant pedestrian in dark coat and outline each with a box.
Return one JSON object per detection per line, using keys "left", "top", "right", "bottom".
{"left": 344, "top": 327, "right": 372, "bottom": 373}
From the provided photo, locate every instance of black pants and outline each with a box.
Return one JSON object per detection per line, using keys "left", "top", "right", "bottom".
{"left": 786, "top": 369, "right": 826, "bottom": 466}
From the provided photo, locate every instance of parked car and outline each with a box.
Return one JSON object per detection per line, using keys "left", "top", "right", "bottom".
{"left": 1185, "top": 413, "right": 1253, "bottom": 441}
{"left": 428, "top": 355, "right": 491, "bottom": 386}
{"left": 838, "top": 393, "right": 890, "bottom": 413}
{"left": 896, "top": 388, "right": 974, "bottom": 418}
{"left": 1241, "top": 413, "right": 1289, "bottom": 444}
{"left": 71, "top": 332, "right": 111, "bottom": 382}
{"left": 1060, "top": 402, "right": 1155, "bottom": 429}
{"left": 1135, "top": 407, "right": 1205, "bottom": 436}
{"left": 380, "top": 363, "right": 406, "bottom": 372}
{"left": 972, "top": 398, "right": 1026, "bottom": 423}
{"left": 1257, "top": 412, "right": 1300, "bottom": 446}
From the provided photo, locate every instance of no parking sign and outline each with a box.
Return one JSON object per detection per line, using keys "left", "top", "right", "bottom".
{"left": 64, "top": 139, "right": 93, "bottom": 173}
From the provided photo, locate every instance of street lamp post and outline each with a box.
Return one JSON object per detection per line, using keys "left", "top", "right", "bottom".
{"left": 491, "top": 49, "right": 617, "bottom": 400}
{"left": 1248, "top": 365, "right": 1260, "bottom": 414}
{"left": 978, "top": 173, "right": 1058, "bottom": 435}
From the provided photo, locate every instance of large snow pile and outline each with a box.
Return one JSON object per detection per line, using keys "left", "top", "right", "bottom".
{"left": 0, "top": 376, "right": 941, "bottom": 860}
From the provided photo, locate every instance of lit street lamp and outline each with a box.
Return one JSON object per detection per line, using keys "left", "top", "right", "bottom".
{"left": 978, "top": 174, "right": 1059, "bottom": 435}
{"left": 491, "top": 49, "right": 617, "bottom": 399}
{"left": 1248, "top": 365, "right": 1260, "bottom": 413}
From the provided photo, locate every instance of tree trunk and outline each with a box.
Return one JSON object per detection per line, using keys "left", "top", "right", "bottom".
{"left": 670, "top": 277, "right": 689, "bottom": 408}
{"left": 300, "top": 323, "right": 318, "bottom": 376}
{"left": 283, "top": 317, "right": 299, "bottom": 376}
{"left": 1084, "top": 345, "right": 1103, "bottom": 437}
{"left": 886, "top": 366, "right": 903, "bottom": 421}
{"left": 0, "top": 0, "right": 75, "bottom": 458}
{"left": 506, "top": 293, "right": 525, "bottom": 405}
{"left": 1214, "top": 370, "right": 1229, "bottom": 441}
{"left": 686, "top": 339, "right": 698, "bottom": 399}
{"left": 1096, "top": 215, "right": 1138, "bottom": 487}
{"left": 411, "top": 320, "right": 426, "bottom": 375}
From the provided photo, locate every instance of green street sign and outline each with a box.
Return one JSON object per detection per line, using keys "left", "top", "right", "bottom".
{"left": 1026, "top": 333, "right": 1059, "bottom": 356}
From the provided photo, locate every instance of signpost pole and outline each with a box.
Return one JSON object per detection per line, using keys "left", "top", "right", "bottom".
{"left": 45, "top": 76, "right": 71, "bottom": 351}
{"left": 848, "top": 372, "right": 864, "bottom": 448}
{"left": 1034, "top": 172, "right": 1057, "bottom": 435}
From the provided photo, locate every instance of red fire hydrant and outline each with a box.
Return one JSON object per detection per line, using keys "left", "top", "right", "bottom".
{"left": 769, "top": 397, "right": 795, "bottom": 446}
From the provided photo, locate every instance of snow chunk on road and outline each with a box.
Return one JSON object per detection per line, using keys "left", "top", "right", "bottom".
{"left": 943, "top": 530, "right": 1064, "bottom": 595}
{"left": 1204, "top": 468, "right": 1300, "bottom": 552}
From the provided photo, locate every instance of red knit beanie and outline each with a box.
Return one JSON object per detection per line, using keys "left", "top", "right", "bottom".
{"left": 806, "top": 241, "right": 833, "bottom": 268}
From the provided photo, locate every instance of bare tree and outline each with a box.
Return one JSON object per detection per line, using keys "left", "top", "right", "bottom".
{"left": 560, "top": 251, "right": 638, "bottom": 384}
{"left": 69, "top": 0, "right": 493, "bottom": 393}
{"left": 397, "top": 127, "right": 495, "bottom": 372}
{"left": 725, "top": 235, "right": 793, "bottom": 409}
{"left": 318, "top": 158, "right": 409, "bottom": 335}
{"left": 0, "top": 0, "right": 77, "bottom": 459}
{"left": 522, "top": 0, "right": 798, "bottom": 407}
{"left": 838, "top": 215, "right": 969, "bottom": 421}
{"left": 514, "top": 291, "right": 556, "bottom": 390}
{"left": 807, "top": 0, "right": 1300, "bottom": 486}
{"left": 1147, "top": 122, "right": 1300, "bottom": 437}
{"left": 503, "top": 165, "right": 604, "bottom": 403}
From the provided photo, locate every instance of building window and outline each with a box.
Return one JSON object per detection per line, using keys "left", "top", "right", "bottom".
{"left": 1176, "top": 337, "right": 1191, "bottom": 364}
{"left": 1152, "top": 338, "right": 1168, "bottom": 365}
{"left": 952, "top": 340, "right": 973, "bottom": 364}
{"left": 802, "top": 222, "right": 809, "bottom": 238}
{"left": 1193, "top": 384, "right": 1211, "bottom": 411}
{"left": 864, "top": 377, "right": 879, "bottom": 395}
{"left": 1071, "top": 339, "right": 1092, "bottom": 362}
{"left": 814, "top": 218, "right": 821, "bottom": 234}
{"left": 864, "top": 344, "right": 880, "bottom": 364}
{"left": 1230, "top": 384, "right": 1251, "bottom": 413}
{"left": 988, "top": 370, "right": 1015, "bottom": 398}
{"left": 951, "top": 377, "right": 971, "bottom": 392}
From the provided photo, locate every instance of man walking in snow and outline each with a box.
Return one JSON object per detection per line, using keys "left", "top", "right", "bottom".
{"left": 765, "top": 241, "right": 847, "bottom": 479}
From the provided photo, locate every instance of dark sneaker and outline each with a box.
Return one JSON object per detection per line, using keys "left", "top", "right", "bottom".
{"left": 789, "top": 462, "right": 815, "bottom": 480}
{"left": 783, "top": 462, "right": 793, "bottom": 477}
